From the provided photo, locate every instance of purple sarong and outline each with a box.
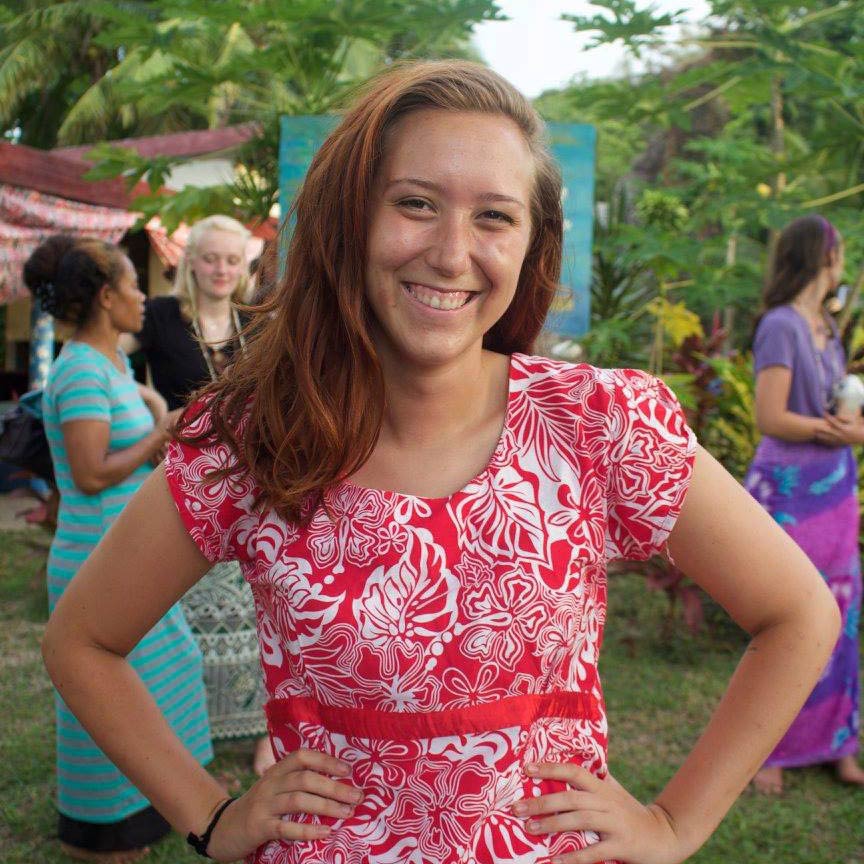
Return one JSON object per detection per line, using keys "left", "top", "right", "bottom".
{"left": 745, "top": 441, "right": 861, "bottom": 767}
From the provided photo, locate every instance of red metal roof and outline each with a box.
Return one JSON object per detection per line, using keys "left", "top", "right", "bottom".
{"left": 0, "top": 141, "right": 148, "bottom": 207}
{"left": 54, "top": 123, "right": 262, "bottom": 163}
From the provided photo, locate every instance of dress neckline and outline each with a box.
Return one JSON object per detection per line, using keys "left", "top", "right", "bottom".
{"left": 65, "top": 340, "right": 128, "bottom": 376}
{"left": 335, "top": 353, "right": 518, "bottom": 504}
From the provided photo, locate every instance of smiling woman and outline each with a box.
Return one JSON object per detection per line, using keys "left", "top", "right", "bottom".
{"left": 363, "top": 109, "right": 534, "bottom": 371}
{"left": 42, "top": 61, "right": 840, "bottom": 864}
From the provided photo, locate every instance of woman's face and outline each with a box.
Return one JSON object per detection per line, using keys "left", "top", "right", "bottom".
{"left": 106, "top": 256, "right": 145, "bottom": 334}
{"left": 828, "top": 241, "right": 845, "bottom": 290}
{"left": 190, "top": 229, "right": 248, "bottom": 302}
{"left": 364, "top": 108, "right": 534, "bottom": 370}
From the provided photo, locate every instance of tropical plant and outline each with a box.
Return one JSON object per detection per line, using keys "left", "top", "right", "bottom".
{"left": 1, "top": 0, "right": 501, "bottom": 224}
{"left": 556, "top": 0, "right": 864, "bottom": 352}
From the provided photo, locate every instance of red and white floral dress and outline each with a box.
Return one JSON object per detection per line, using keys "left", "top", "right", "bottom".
{"left": 165, "top": 354, "right": 695, "bottom": 864}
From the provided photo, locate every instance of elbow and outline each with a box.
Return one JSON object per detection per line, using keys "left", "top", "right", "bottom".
{"left": 823, "top": 588, "right": 842, "bottom": 645}
{"left": 41, "top": 616, "right": 64, "bottom": 684}
{"left": 754, "top": 412, "right": 779, "bottom": 438}
{"left": 805, "top": 580, "right": 842, "bottom": 663}
{"left": 71, "top": 470, "right": 110, "bottom": 496}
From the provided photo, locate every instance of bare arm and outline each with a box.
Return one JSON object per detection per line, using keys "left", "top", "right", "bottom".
{"left": 756, "top": 365, "right": 864, "bottom": 447}
{"left": 62, "top": 417, "right": 173, "bottom": 494}
{"left": 648, "top": 445, "right": 839, "bottom": 856}
{"left": 137, "top": 383, "right": 168, "bottom": 423}
{"left": 755, "top": 364, "right": 826, "bottom": 440}
{"left": 42, "top": 466, "right": 364, "bottom": 862}
{"left": 517, "top": 446, "right": 840, "bottom": 863}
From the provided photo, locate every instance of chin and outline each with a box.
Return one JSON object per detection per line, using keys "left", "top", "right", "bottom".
{"left": 394, "top": 337, "right": 478, "bottom": 369}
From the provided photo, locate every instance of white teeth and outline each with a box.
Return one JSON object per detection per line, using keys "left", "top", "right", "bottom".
{"left": 405, "top": 283, "right": 471, "bottom": 311}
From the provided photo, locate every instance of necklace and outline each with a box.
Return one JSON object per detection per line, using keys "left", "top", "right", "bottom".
{"left": 191, "top": 307, "right": 247, "bottom": 381}
{"left": 791, "top": 306, "right": 841, "bottom": 410}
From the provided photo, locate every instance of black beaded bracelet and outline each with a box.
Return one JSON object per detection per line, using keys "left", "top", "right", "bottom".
{"left": 187, "top": 797, "right": 236, "bottom": 858}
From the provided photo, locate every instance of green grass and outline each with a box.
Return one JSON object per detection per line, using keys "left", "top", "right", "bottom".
{"left": 0, "top": 532, "right": 861, "bottom": 863}
{"left": 603, "top": 573, "right": 864, "bottom": 864}
{"left": 0, "top": 531, "right": 255, "bottom": 864}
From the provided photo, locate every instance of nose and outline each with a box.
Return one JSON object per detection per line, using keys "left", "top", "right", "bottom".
{"left": 425, "top": 213, "right": 472, "bottom": 278}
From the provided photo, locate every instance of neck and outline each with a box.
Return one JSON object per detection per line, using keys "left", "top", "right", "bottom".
{"left": 195, "top": 291, "right": 232, "bottom": 321}
{"left": 377, "top": 350, "right": 501, "bottom": 446}
{"left": 793, "top": 272, "right": 832, "bottom": 316}
{"left": 73, "top": 316, "right": 119, "bottom": 359}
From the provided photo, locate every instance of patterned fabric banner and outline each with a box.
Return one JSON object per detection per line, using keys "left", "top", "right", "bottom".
{"left": 0, "top": 184, "right": 136, "bottom": 304}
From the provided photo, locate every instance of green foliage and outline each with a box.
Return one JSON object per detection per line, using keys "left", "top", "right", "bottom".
{"left": 1, "top": 0, "right": 501, "bottom": 223}
{"left": 563, "top": 0, "right": 685, "bottom": 57}
{"left": 0, "top": 0, "right": 502, "bottom": 145}
{"left": 534, "top": 78, "right": 646, "bottom": 202}
{"left": 700, "top": 353, "right": 759, "bottom": 479}
{"left": 559, "top": 0, "right": 864, "bottom": 383}
{"left": 635, "top": 189, "right": 690, "bottom": 233}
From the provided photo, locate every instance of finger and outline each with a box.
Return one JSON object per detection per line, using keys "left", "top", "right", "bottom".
{"left": 271, "top": 769, "right": 363, "bottom": 806}
{"left": 277, "top": 749, "right": 353, "bottom": 778}
{"left": 524, "top": 810, "right": 612, "bottom": 836}
{"left": 512, "top": 790, "right": 600, "bottom": 818}
{"left": 525, "top": 763, "right": 601, "bottom": 790}
{"left": 274, "top": 789, "right": 358, "bottom": 820}
{"left": 598, "top": 769, "right": 623, "bottom": 791}
{"left": 826, "top": 415, "right": 852, "bottom": 431}
{"left": 269, "top": 817, "right": 332, "bottom": 843}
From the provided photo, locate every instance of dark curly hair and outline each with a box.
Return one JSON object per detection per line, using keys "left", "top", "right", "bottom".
{"left": 23, "top": 236, "right": 128, "bottom": 327}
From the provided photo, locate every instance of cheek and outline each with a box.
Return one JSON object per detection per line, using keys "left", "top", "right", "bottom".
{"left": 369, "top": 216, "right": 427, "bottom": 269}
{"left": 484, "top": 235, "right": 530, "bottom": 287}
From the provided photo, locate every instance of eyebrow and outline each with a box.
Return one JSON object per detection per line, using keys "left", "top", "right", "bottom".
{"left": 386, "top": 177, "right": 527, "bottom": 209}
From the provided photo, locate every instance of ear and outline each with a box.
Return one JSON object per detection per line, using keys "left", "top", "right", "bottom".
{"left": 95, "top": 282, "right": 113, "bottom": 311}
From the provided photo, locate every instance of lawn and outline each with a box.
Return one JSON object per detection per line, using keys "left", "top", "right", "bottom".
{"left": 0, "top": 529, "right": 861, "bottom": 863}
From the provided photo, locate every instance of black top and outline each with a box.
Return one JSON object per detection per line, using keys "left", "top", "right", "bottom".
{"left": 136, "top": 296, "right": 244, "bottom": 410}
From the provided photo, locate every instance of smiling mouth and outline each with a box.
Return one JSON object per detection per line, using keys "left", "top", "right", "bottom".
{"left": 403, "top": 282, "right": 475, "bottom": 311}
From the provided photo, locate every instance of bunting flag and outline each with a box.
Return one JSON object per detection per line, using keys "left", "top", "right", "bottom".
{"left": 0, "top": 184, "right": 136, "bottom": 305}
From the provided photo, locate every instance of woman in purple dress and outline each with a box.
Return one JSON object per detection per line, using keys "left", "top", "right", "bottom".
{"left": 745, "top": 214, "right": 864, "bottom": 793}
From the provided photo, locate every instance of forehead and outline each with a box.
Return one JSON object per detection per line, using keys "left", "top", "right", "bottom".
{"left": 194, "top": 229, "right": 247, "bottom": 257}
{"left": 378, "top": 109, "right": 534, "bottom": 200}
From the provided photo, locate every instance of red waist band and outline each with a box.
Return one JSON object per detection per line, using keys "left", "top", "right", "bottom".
{"left": 266, "top": 691, "right": 601, "bottom": 741}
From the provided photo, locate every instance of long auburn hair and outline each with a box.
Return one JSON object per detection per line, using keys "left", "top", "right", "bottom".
{"left": 180, "top": 60, "right": 564, "bottom": 523}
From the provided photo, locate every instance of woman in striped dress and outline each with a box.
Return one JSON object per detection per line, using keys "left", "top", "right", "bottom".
{"left": 25, "top": 236, "right": 212, "bottom": 861}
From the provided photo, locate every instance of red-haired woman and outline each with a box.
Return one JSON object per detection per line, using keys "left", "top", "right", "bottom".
{"left": 43, "top": 62, "right": 839, "bottom": 864}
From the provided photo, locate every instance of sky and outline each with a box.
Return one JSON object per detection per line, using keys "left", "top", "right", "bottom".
{"left": 473, "top": 0, "right": 712, "bottom": 97}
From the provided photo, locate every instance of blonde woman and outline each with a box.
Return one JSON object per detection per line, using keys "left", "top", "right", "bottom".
{"left": 121, "top": 215, "right": 273, "bottom": 774}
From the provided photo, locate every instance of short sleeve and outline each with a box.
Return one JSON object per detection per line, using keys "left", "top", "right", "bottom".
{"left": 53, "top": 359, "right": 111, "bottom": 425}
{"left": 603, "top": 369, "right": 696, "bottom": 562}
{"left": 163, "top": 404, "right": 259, "bottom": 564}
{"left": 753, "top": 313, "right": 796, "bottom": 373}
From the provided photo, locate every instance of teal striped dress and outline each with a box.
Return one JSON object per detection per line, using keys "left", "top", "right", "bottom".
{"left": 43, "top": 341, "right": 212, "bottom": 825}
